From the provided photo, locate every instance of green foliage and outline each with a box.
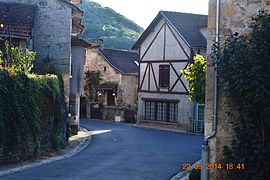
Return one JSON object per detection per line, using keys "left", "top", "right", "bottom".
{"left": 216, "top": 11, "right": 270, "bottom": 179}
{"left": 10, "top": 46, "right": 36, "bottom": 73}
{"left": 181, "top": 54, "right": 206, "bottom": 104}
{"left": 0, "top": 70, "right": 67, "bottom": 163}
{"left": 80, "top": 0, "right": 144, "bottom": 49}
{"left": 0, "top": 44, "right": 36, "bottom": 73}
{"left": 84, "top": 70, "right": 102, "bottom": 102}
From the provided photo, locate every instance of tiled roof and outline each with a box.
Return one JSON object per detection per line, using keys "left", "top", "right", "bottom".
{"left": 162, "top": 11, "right": 207, "bottom": 48}
{"left": 72, "top": 36, "right": 93, "bottom": 47}
{"left": 98, "top": 48, "right": 139, "bottom": 75}
{"left": 0, "top": 2, "right": 37, "bottom": 38}
{"left": 132, "top": 11, "right": 207, "bottom": 49}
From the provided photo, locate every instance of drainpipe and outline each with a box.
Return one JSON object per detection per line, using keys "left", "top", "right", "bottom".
{"left": 201, "top": 0, "right": 220, "bottom": 179}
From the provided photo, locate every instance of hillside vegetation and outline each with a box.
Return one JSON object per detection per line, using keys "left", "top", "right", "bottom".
{"left": 80, "top": 0, "right": 144, "bottom": 50}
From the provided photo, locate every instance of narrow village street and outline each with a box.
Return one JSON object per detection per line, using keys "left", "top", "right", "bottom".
{"left": 0, "top": 120, "right": 202, "bottom": 180}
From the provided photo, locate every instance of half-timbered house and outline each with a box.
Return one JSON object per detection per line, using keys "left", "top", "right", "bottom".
{"left": 132, "top": 11, "right": 207, "bottom": 130}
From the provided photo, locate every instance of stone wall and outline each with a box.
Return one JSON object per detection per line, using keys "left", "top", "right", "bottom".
{"left": 85, "top": 49, "right": 121, "bottom": 84}
{"left": 85, "top": 49, "right": 138, "bottom": 107}
{"left": 0, "top": 0, "right": 72, "bottom": 104}
{"left": 119, "top": 75, "right": 138, "bottom": 108}
{"left": 206, "top": 0, "right": 270, "bottom": 179}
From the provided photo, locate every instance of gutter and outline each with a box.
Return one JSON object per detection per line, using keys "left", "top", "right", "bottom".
{"left": 201, "top": 0, "right": 220, "bottom": 179}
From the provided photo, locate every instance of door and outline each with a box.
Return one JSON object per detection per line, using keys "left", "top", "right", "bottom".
{"left": 107, "top": 90, "right": 115, "bottom": 106}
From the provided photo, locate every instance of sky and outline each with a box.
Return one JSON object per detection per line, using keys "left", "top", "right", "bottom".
{"left": 92, "top": 0, "right": 209, "bottom": 29}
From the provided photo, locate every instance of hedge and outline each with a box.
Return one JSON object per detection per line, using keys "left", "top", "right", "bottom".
{"left": 0, "top": 69, "right": 68, "bottom": 164}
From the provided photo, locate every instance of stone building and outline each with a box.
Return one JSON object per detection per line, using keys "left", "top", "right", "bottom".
{"left": 69, "top": 36, "right": 94, "bottom": 134}
{"left": 132, "top": 11, "right": 207, "bottom": 131}
{"left": 205, "top": 0, "right": 270, "bottom": 179}
{"left": 84, "top": 48, "right": 139, "bottom": 122}
{"left": 0, "top": 0, "right": 86, "bottom": 134}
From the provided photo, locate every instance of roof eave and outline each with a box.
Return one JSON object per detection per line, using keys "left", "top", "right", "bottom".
{"left": 132, "top": 11, "right": 163, "bottom": 50}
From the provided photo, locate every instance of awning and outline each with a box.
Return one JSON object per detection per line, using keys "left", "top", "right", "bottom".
{"left": 96, "top": 83, "right": 117, "bottom": 91}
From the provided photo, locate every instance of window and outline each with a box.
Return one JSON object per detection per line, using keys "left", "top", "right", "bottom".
{"left": 104, "top": 67, "right": 107, "bottom": 72}
{"left": 159, "top": 65, "right": 170, "bottom": 88}
{"left": 145, "top": 100, "right": 178, "bottom": 123}
{"left": 198, "top": 105, "right": 205, "bottom": 122}
{"left": 145, "top": 101, "right": 156, "bottom": 120}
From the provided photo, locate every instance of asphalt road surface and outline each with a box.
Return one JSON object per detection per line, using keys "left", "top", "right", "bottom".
{"left": 1, "top": 119, "right": 203, "bottom": 180}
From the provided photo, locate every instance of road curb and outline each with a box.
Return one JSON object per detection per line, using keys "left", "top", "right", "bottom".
{"left": 170, "top": 160, "right": 201, "bottom": 180}
{"left": 0, "top": 127, "right": 92, "bottom": 177}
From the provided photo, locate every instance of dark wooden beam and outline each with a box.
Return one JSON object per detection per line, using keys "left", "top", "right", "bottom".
{"left": 139, "top": 90, "right": 189, "bottom": 95}
{"left": 140, "top": 59, "right": 190, "bottom": 63}
{"left": 140, "top": 23, "right": 165, "bottom": 61}
{"left": 139, "top": 63, "right": 149, "bottom": 90}
{"left": 150, "top": 63, "right": 159, "bottom": 92}
{"left": 166, "top": 24, "right": 190, "bottom": 59}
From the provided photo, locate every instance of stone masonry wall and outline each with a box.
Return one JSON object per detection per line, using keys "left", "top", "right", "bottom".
{"left": 120, "top": 74, "right": 138, "bottom": 107}
{"left": 206, "top": 0, "right": 270, "bottom": 179}
{"left": 85, "top": 49, "right": 121, "bottom": 85}
{"left": 0, "top": 0, "right": 72, "bottom": 104}
{"left": 85, "top": 49, "right": 138, "bottom": 107}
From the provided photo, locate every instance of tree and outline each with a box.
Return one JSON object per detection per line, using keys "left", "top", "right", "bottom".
{"left": 180, "top": 54, "right": 206, "bottom": 104}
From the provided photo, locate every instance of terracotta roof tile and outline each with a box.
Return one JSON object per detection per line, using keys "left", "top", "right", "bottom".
{"left": 0, "top": 2, "right": 37, "bottom": 38}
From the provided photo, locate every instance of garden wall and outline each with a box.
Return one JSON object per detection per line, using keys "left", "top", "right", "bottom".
{"left": 0, "top": 70, "right": 68, "bottom": 164}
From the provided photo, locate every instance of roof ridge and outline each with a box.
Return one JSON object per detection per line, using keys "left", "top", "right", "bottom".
{"left": 101, "top": 48, "right": 138, "bottom": 54}
{"left": 160, "top": 10, "right": 208, "bottom": 17}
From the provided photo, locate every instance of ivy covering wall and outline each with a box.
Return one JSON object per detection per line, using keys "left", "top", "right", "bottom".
{"left": 0, "top": 69, "right": 67, "bottom": 164}
{"left": 217, "top": 11, "right": 270, "bottom": 179}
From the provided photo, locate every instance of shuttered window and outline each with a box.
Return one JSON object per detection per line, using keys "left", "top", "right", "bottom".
{"left": 159, "top": 65, "right": 170, "bottom": 88}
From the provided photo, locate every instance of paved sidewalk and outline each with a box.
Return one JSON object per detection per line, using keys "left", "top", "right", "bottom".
{"left": 0, "top": 127, "right": 91, "bottom": 177}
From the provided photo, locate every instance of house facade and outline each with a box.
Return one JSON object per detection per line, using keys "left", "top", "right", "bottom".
{"left": 84, "top": 48, "right": 139, "bottom": 122}
{"left": 132, "top": 11, "right": 207, "bottom": 130}
{"left": 0, "top": 0, "right": 86, "bottom": 134}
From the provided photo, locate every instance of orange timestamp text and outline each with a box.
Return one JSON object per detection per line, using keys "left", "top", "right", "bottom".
{"left": 182, "top": 163, "right": 245, "bottom": 171}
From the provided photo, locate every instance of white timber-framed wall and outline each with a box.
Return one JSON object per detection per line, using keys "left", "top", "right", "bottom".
{"left": 134, "top": 12, "right": 207, "bottom": 130}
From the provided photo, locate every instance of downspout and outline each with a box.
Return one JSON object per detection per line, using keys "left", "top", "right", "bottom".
{"left": 201, "top": 0, "right": 220, "bottom": 179}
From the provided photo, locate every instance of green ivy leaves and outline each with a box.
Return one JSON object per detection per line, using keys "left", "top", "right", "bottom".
{"left": 0, "top": 70, "right": 66, "bottom": 164}
{"left": 217, "top": 11, "right": 270, "bottom": 179}
{"left": 180, "top": 54, "right": 206, "bottom": 104}
{"left": 0, "top": 45, "right": 35, "bottom": 73}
